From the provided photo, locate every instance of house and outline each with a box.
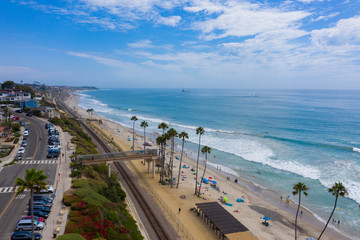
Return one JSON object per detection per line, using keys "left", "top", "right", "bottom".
{"left": 19, "top": 99, "right": 40, "bottom": 109}
{"left": 0, "top": 90, "right": 31, "bottom": 102}
{"left": 41, "top": 107, "right": 60, "bottom": 118}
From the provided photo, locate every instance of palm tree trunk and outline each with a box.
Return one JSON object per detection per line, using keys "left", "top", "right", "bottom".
{"left": 176, "top": 139, "right": 185, "bottom": 188}
{"left": 143, "top": 128, "right": 146, "bottom": 165}
{"left": 318, "top": 197, "right": 338, "bottom": 240}
{"left": 195, "top": 135, "right": 201, "bottom": 195}
{"left": 170, "top": 137, "right": 174, "bottom": 187}
{"left": 295, "top": 192, "right": 301, "bottom": 240}
{"left": 132, "top": 122, "right": 135, "bottom": 151}
{"left": 198, "top": 153, "right": 208, "bottom": 196}
{"left": 31, "top": 188, "right": 34, "bottom": 240}
{"left": 161, "top": 143, "right": 166, "bottom": 182}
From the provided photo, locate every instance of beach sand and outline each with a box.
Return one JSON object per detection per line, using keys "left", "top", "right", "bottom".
{"left": 63, "top": 91, "right": 350, "bottom": 240}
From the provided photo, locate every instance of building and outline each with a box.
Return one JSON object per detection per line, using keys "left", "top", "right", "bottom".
{"left": 42, "top": 107, "right": 60, "bottom": 118}
{"left": 0, "top": 90, "right": 31, "bottom": 102}
{"left": 19, "top": 99, "right": 40, "bottom": 109}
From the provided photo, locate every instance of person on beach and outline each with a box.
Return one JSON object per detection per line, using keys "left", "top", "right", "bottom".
{"left": 338, "top": 220, "right": 340, "bottom": 225}
{"left": 178, "top": 208, "right": 181, "bottom": 214}
{"left": 234, "top": 179, "right": 238, "bottom": 183}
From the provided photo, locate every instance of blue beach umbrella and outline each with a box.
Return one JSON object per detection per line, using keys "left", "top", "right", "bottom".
{"left": 212, "top": 181, "right": 217, "bottom": 185}
{"left": 262, "top": 217, "right": 270, "bottom": 221}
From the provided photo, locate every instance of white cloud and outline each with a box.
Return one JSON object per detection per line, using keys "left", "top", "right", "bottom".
{"left": 128, "top": 40, "right": 153, "bottom": 48}
{"left": 297, "top": 0, "right": 325, "bottom": 3}
{"left": 311, "top": 15, "right": 360, "bottom": 46}
{"left": 156, "top": 15, "right": 181, "bottom": 26}
{"left": 187, "top": 1, "right": 310, "bottom": 40}
{"left": 311, "top": 12, "right": 339, "bottom": 22}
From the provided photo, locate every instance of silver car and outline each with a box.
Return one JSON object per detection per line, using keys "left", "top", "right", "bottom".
{"left": 15, "top": 219, "right": 45, "bottom": 231}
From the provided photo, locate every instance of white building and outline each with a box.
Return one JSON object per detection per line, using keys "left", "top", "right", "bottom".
{"left": 0, "top": 90, "right": 31, "bottom": 102}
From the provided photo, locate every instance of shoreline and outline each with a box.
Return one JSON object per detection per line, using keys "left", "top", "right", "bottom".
{"left": 69, "top": 90, "right": 353, "bottom": 240}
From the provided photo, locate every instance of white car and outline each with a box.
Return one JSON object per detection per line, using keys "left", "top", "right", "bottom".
{"left": 48, "top": 145, "right": 61, "bottom": 150}
{"left": 23, "top": 130, "right": 29, "bottom": 136}
{"left": 40, "top": 185, "right": 54, "bottom": 193}
{"left": 18, "top": 147, "right": 25, "bottom": 154}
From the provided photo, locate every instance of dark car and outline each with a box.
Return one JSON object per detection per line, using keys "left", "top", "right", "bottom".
{"left": 11, "top": 231, "right": 42, "bottom": 240}
{"left": 30, "top": 205, "right": 51, "bottom": 213}
{"left": 47, "top": 153, "right": 59, "bottom": 159}
{"left": 15, "top": 110, "right": 23, "bottom": 113}
{"left": 19, "top": 121, "right": 25, "bottom": 126}
{"left": 32, "top": 200, "right": 53, "bottom": 208}
{"left": 26, "top": 113, "right": 32, "bottom": 117}
{"left": 28, "top": 210, "right": 49, "bottom": 219}
{"left": 49, "top": 141, "right": 60, "bottom": 145}
{"left": 33, "top": 195, "right": 52, "bottom": 203}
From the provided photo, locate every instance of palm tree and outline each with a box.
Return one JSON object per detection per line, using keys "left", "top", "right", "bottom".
{"left": 89, "top": 108, "right": 94, "bottom": 119}
{"left": 167, "top": 128, "right": 178, "bottom": 187}
{"left": 140, "top": 121, "right": 148, "bottom": 166}
{"left": 198, "top": 146, "right": 211, "bottom": 196}
{"left": 131, "top": 116, "right": 138, "bottom": 151}
{"left": 292, "top": 182, "right": 309, "bottom": 240}
{"left": 318, "top": 182, "right": 348, "bottom": 240}
{"left": 176, "top": 131, "right": 189, "bottom": 188}
{"left": 86, "top": 108, "right": 93, "bottom": 119}
{"left": 195, "top": 126, "right": 205, "bottom": 195}
{"left": 156, "top": 135, "right": 166, "bottom": 182}
{"left": 158, "top": 122, "right": 168, "bottom": 134}
{"left": 15, "top": 168, "right": 48, "bottom": 240}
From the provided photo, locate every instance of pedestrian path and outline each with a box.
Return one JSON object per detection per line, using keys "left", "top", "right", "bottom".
{"left": 19, "top": 160, "right": 57, "bottom": 164}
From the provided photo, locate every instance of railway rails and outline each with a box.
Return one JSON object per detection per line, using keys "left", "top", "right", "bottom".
{"left": 57, "top": 96, "right": 172, "bottom": 240}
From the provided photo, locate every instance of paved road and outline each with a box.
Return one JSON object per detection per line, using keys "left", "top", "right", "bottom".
{"left": 0, "top": 115, "right": 58, "bottom": 240}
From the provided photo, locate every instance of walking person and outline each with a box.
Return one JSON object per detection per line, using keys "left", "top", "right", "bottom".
{"left": 178, "top": 208, "right": 181, "bottom": 214}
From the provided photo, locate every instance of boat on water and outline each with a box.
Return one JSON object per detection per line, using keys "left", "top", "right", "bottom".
{"left": 182, "top": 89, "right": 191, "bottom": 92}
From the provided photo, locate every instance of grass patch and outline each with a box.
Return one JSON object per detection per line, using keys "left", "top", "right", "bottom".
{"left": 57, "top": 233, "right": 86, "bottom": 240}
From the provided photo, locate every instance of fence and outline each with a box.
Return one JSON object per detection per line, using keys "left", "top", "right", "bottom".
{"left": 128, "top": 161, "right": 195, "bottom": 240}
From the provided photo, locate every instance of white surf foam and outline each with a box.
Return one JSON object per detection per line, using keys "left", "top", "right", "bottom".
{"left": 353, "top": 147, "right": 360, "bottom": 153}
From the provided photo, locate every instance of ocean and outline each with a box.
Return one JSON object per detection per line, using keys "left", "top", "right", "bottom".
{"left": 78, "top": 89, "right": 360, "bottom": 239}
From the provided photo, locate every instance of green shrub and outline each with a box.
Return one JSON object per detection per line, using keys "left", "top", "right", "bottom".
{"left": 57, "top": 233, "right": 86, "bottom": 240}
{"left": 71, "top": 201, "right": 86, "bottom": 210}
{"left": 74, "top": 188, "right": 110, "bottom": 207}
{"left": 107, "top": 210, "right": 120, "bottom": 224}
{"left": 101, "top": 185, "right": 126, "bottom": 203}
{"left": 63, "top": 195, "right": 81, "bottom": 206}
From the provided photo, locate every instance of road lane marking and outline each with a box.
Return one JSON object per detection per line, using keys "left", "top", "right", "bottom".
{"left": 0, "top": 120, "right": 41, "bottom": 219}
{"left": 0, "top": 192, "right": 16, "bottom": 218}
{"left": 0, "top": 187, "right": 29, "bottom": 194}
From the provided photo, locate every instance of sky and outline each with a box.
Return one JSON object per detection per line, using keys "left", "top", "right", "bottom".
{"left": 1, "top": 0, "right": 360, "bottom": 89}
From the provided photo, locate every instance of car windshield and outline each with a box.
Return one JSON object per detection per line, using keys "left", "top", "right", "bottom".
{"left": 33, "top": 220, "right": 39, "bottom": 225}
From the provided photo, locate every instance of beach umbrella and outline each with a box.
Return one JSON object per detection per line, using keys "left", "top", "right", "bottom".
{"left": 306, "top": 238, "right": 315, "bottom": 240}
{"left": 209, "top": 177, "right": 212, "bottom": 179}
{"left": 223, "top": 197, "right": 229, "bottom": 202}
{"left": 212, "top": 181, "right": 217, "bottom": 185}
{"left": 262, "top": 217, "right": 270, "bottom": 221}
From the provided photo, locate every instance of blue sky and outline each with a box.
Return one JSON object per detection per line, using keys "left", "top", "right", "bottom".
{"left": 1, "top": 0, "right": 360, "bottom": 89}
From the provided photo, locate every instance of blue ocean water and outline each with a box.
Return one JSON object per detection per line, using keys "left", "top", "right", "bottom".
{"left": 78, "top": 89, "right": 360, "bottom": 238}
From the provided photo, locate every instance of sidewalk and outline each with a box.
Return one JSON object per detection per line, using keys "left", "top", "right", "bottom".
{"left": 41, "top": 130, "right": 73, "bottom": 239}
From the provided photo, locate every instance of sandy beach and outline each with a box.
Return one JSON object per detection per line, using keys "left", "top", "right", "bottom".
{"left": 63, "top": 91, "right": 351, "bottom": 240}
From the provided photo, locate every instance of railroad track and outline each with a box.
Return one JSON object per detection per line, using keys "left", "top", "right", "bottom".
{"left": 57, "top": 96, "right": 172, "bottom": 240}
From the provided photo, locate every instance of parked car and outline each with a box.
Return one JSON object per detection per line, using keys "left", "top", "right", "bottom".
{"left": 12, "top": 116, "right": 20, "bottom": 121}
{"left": 21, "top": 140, "right": 27, "bottom": 147}
{"left": 33, "top": 195, "right": 52, "bottom": 203}
{"left": 15, "top": 153, "right": 22, "bottom": 161}
{"left": 39, "top": 185, "right": 54, "bottom": 194}
{"left": 32, "top": 200, "right": 52, "bottom": 208}
{"left": 18, "top": 147, "right": 25, "bottom": 155}
{"left": 30, "top": 205, "right": 51, "bottom": 213}
{"left": 27, "top": 210, "right": 48, "bottom": 219}
{"left": 11, "top": 231, "right": 42, "bottom": 240}
{"left": 19, "top": 121, "right": 25, "bottom": 126}
{"left": 48, "top": 145, "right": 61, "bottom": 150}
{"left": 45, "top": 123, "right": 52, "bottom": 129}
{"left": 15, "top": 110, "right": 23, "bottom": 113}
{"left": 15, "top": 219, "right": 45, "bottom": 231}
{"left": 48, "top": 141, "right": 60, "bottom": 146}
{"left": 21, "top": 216, "right": 45, "bottom": 223}
{"left": 26, "top": 113, "right": 32, "bottom": 117}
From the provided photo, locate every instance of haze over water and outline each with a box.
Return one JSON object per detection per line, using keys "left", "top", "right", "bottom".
{"left": 78, "top": 89, "right": 360, "bottom": 239}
